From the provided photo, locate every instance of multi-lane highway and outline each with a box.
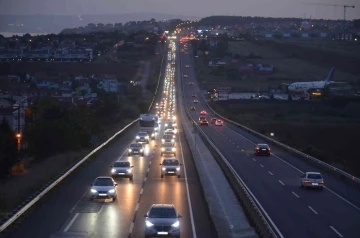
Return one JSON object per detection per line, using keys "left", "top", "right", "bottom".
{"left": 178, "top": 40, "right": 360, "bottom": 238}
{"left": 3, "top": 41, "right": 216, "bottom": 238}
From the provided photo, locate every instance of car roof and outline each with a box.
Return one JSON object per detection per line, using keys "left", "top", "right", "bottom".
{"left": 257, "top": 143, "right": 269, "bottom": 146}
{"left": 95, "top": 176, "right": 113, "bottom": 180}
{"left": 306, "top": 172, "right": 322, "bottom": 175}
{"left": 151, "top": 204, "right": 175, "bottom": 209}
{"left": 162, "top": 157, "right": 178, "bottom": 161}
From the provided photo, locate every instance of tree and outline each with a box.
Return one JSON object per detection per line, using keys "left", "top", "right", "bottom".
{"left": 0, "top": 119, "right": 18, "bottom": 178}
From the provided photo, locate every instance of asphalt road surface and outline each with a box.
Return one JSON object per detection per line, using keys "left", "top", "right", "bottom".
{"left": 178, "top": 40, "right": 360, "bottom": 238}
{"left": 2, "top": 42, "right": 216, "bottom": 238}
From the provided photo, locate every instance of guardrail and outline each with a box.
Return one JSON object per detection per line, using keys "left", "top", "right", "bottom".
{"left": 177, "top": 42, "right": 279, "bottom": 238}
{"left": 0, "top": 119, "right": 139, "bottom": 232}
{"left": 203, "top": 99, "right": 360, "bottom": 186}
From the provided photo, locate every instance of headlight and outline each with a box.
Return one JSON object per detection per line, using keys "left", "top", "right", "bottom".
{"left": 145, "top": 136, "right": 149, "bottom": 139}
{"left": 176, "top": 167, "right": 180, "bottom": 171}
{"left": 126, "top": 169, "right": 132, "bottom": 173}
{"left": 171, "top": 139, "right": 174, "bottom": 142}
{"left": 90, "top": 189, "right": 97, "bottom": 193}
{"left": 111, "top": 168, "right": 116, "bottom": 173}
{"left": 128, "top": 149, "right": 132, "bottom": 152}
{"left": 165, "top": 123, "right": 168, "bottom": 127}
{"left": 108, "top": 189, "right": 115, "bottom": 193}
{"left": 161, "top": 148, "right": 165, "bottom": 151}
{"left": 146, "top": 221, "right": 154, "bottom": 227}
{"left": 136, "top": 136, "right": 140, "bottom": 139}
{"left": 161, "top": 139, "right": 165, "bottom": 142}
{"left": 172, "top": 148, "right": 176, "bottom": 152}
{"left": 140, "top": 149, "right": 144, "bottom": 152}
{"left": 173, "top": 116, "right": 176, "bottom": 120}
{"left": 171, "top": 221, "right": 179, "bottom": 228}
{"left": 162, "top": 167, "right": 166, "bottom": 171}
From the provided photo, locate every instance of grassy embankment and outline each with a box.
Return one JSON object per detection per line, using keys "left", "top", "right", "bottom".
{"left": 195, "top": 40, "right": 359, "bottom": 92}
{"left": 0, "top": 54, "right": 164, "bottom": 221}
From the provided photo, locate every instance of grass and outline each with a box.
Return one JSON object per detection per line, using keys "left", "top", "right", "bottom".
{"left": 194, "top": 40, "right": 359, "bottom": 92}
{"left": 209, "top": 100, "right": 360, "bottom": 177}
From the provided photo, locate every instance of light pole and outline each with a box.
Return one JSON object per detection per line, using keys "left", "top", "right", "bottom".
{"left": 15, "top": 133, "right": 21, "bottom": 162}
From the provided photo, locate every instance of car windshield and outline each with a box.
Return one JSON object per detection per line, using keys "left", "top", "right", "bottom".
{"left": 165, "top": 132, "right": 174, "bottom": 135}
{"left": 164, "top": 143, "right": 174, "bottom": 147}
{"left": 308, "top": 174, "right": 322, "bottom": 179}
{"left": 163, "top": 135, "right": 172, "bottom": 139}
{"left": 93, "top": 178, "right": 113, "bottom": 186}
{"left": 138, "top": 133, "right": 147, "bottom": 136}
{"left": 114, "top": 162, "right": 130, "bottom": 167}
{"left": 163, "top": 159, "right": 179, "bottom": 166}
{"left": 130, "top": 144, "right": 142, "bottom": 148}
{"left": 149, "top": 207, "right": 177, "bottom": 218}
{"left": 166, "top": 126, "right": 175, "bottom": 130}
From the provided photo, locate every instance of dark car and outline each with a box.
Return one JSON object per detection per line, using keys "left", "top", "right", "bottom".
{"left": 144, "top": 204, "right": 182, "bottom": 238}
{"left": 254, "top": 144, "right": 271, "bottom": 156}
{"left": 190, "top": 106, "right": 196, "bottom": 110}
{"left": 128, "top": 143, "right": 145, "bottom": 156}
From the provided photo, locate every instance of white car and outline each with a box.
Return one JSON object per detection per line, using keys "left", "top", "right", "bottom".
{"left": 160, "top": 158, "right": 182, "bottom": 178}
{"left": 300, "top": 172, "right": 324, "bottom": 189}
{"left": 215, "top": 119, "right": 224, "bottom": 126}
{"left": 90, "top": 177, "right": 118, "bottom": 201}
{"left": 193, "top": 99, "right": 199, "bottom": 103}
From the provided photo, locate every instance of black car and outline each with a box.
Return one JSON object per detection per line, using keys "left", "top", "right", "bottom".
{"left": 144, "top": 204, "right": 182, "bottom": 238}
{"left": 254, "top": 144, "right": 271, "bottom": 156}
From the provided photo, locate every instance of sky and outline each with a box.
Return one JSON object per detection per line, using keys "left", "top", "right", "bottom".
{"left": 0, "top": 0, "right": 359, "bottom": 20}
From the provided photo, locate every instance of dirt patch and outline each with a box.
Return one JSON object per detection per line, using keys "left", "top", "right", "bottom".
{"left": 209, "top": 100, "right": 360, "bottom": 177}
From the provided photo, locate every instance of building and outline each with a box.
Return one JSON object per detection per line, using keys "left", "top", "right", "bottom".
{"left": 97, "top": 79, "right": 120, "bottom": 93}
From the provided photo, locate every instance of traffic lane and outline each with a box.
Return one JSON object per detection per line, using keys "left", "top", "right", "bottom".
{"left": 196, "top": 90, "right": 360, "bottom": 208}
{"left": 131, "top": 139, "right": 193, "bottom": 238}
{"left": 4, "top": 125, "right": 144, "bottom": 238}
{"left": 196, "top": 125, "right": 339, "bottom": 238}
{"left": 63, "top": 153, "right": 152, "bottom": 238}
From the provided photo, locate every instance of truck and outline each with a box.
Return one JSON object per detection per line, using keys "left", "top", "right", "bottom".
{"left": 139, "top": 114, "right": 159, "bottom": 140}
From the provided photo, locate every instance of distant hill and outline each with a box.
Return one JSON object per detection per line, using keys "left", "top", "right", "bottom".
{"left": 0, "top": 13, "right": 198, "bottom": 34}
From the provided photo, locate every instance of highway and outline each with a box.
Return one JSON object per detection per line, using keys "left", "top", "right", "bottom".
{"left": 178, "top": 40, "right": 360, "bottom": 238}
{"left": 2, "top": 42, "right": 216, "bottom": 238}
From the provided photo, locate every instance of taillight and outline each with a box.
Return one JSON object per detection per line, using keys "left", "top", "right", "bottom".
{"left": 304, "top": 180, "right": 311, "bottom": 183}
{"left": 268, "top": 148, "right": 271, "bottom": 151}
{"left": 256, "top": 148, "right": 260, "bottom": 150}
{"left": 320, "top": 180, "right": 324, "bottom": 184}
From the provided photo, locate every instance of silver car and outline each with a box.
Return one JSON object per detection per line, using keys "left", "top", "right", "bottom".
{"left": 136, "top": 132, "right": 150, "bottom": 143}
{"left": 144, "top": 204, "right": 182, "bottom": 238}
{"left": 160, "top": 158, "right": 181, "bottom": 178}
{"left": 161, "top": 143, "right": 176, "bottom": 156}
{"left": 90, "top": 177, "right": 117, "bottom": 201}
{"left": 161, "top": 134, "right": 175, "bottom": 145}
{"left": 110, "top": 161, "right": 134, "bottom": 180}
{"left": 300, "top": 172, "right": 324, "bottom": 189}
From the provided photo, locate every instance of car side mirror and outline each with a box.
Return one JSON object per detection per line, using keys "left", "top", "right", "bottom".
{"left": 144, "top": 214, "right": 148, "bottom": 217}
{"left": 115, "top": 183, "right": 118, "bottom": 186}
{"left": 178, "top": 215, "right": 182, "bottom": 218}
{"left": 131, "top": 166, "right": 134, "bottom": 168}
{"left": 180, "top": 163, "right": 183, "bottom": 165}
{"left": 159, "top": 163, "right": 162, "bottom": 165}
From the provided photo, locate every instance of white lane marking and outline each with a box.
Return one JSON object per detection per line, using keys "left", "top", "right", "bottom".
{"left": 325, "top": 186, "right": 360, "bottom": 212}
{"left": 292, "top": 191, "right": 300, "bottom": 198}
{"left": 278, "top": 180, "right": 285, "bottom": 185}
{"left": 233, "top": 142, "right": 235, "bottom": 145}
{"left": 246, "top": 153, "right": 249, "bottom": 156}
{"left": 69, "top": 190, "right": 87, "bottom": 213}
{"left": 149, "top": 161, "right": 152, "bottom": 164}
{"left": 222, "top": 119, "right": 360, "bottom": 212}
{"left": 268, "top": 171, "right": 274, "bottom": 176}
{"left": 308, "top": 206, "right": 318, "bottom": 214}
{"left": 229, "top": 140, "right": 231, "bottom": 142}
{"left": 241, "top": 149, "right": 244, "bottom": 151}
{"left": 237, "top": 146, "right": 239, "bottom": 148}
{"left": 140, "top": 188, "right": 143, "bottom": 195}
{"left": 147, "top": 168, "right": 150, "bottom": 172}
{"left": 135, "top": 203, "right": 139, "bottom": 211}
{"left": 64, "top": 213, "right": 79, "bottom": 232}
{"left": 329, "top": 226, "right": 343, "bottom": 237}
{"left": 129, "top": 222, "right": 134, "bottom": 234}
{"left": 144, "top": 177, "right": 147, "bottom": 182}
{"left": 252, "top": 158, "right": 256, "bottom": 161}
{"left": 260, "top": 164, "right": 264, "bottom": 168}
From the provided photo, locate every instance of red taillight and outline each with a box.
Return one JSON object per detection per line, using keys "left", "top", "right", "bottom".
{"left": 256, "top": 148, "right": 260, "bottom": 150}
{"left": 268, "top": 148, "right": 271, "bottom": 151}
{"left": 304, "top": 180, "right": 311, "bottom": 183}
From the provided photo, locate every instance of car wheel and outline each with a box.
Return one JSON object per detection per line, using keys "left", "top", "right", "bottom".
{"left": 178, "top": 175, "right": 180, "bottom": 178}
{"left": 174, "top": 153, "right": 176, "bottom": 156}
{"left": 161, "top": 175, "right": 164, "bottom": 178}
{"left": 113, "top": 196, "right": 116, "bottom": 202}
{"left": 142, "top": 153, "right": 144, "bottom": 156}
{"left": 161, "top": 153, "right": 163, "bottom": 156}
{"left": 300, "top": 182, "right": 303, "bottom": 188}
{"left": 130, "top": 176, "right": 133, "bottom": 181}
{"left": 128, "top": 153, "right": 131, "bottom": 156}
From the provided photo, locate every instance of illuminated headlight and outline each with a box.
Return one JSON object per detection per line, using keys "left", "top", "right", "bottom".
{"left": 172, "top": 148, "right": 176, "bottom": 152}
{"left": 145, "top": 136, "right": 149, "bottom": 139}
{"left": 165, "top": 123, "right": 168, "bottom": 127}
{"left": 126, "top": 169, "right": 132, "bottom": 173}
{"left": 162, "top": 167, "right": 166, "bottom": 171}
{"left": 176, "top": 167, "right": 180, "bottom": 171}
{"left": 171, "top": 139, "right": 174, "bottom": 142}
{"left": 111, "top": 168, "right": 116, "bottom": 173}
{"left": 173, "top": 116, "right": 176, "bottom": 120}
{"left": 90, "top": 189, "right": 97, "bottom": 193}
{"left": 128, "top": 149, "right": 132, "bottom": 152}
{"left": 173, "top": 135, "right": 176, "bottom": 139}
{"left": 146, "top": 221, "right": 154, "bottom": 227}
{"left": 161, "top": 139, "right": 165, "bottom": 142}
{"left": 108, "top": 189, "right": 115, "bottom": 193}
{"left": 136, "top": 136, "right": 140, "bottom": 139}
{"left": 151, "top": 133, "right": 155, "bottom": 137}
{"left": 140, "top": 149, "right": 144, "bottom": 152}
{"left": 171, "top": 221, "right": 179, "bottom": 228}
{"left": 161, "top": 148, "right": 165, "bottom": 152}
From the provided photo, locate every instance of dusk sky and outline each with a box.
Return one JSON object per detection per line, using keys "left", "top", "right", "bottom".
{"left": 0, "top": 0, "right": 359, "bottom": 20}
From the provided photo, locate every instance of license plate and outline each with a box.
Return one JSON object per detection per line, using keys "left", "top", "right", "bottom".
{"left": 134, "top": 151, "right": 138, "bottom": 153}
{"left": 99, "top": 194, "right": 107, "bottom": 196}
{"left": 312, "top": 183, "right": 318, "bottom": 185}
{"left": 168, "top": 171, "right": 174, "bottom": 173}
{"left": 262, "top": 149, "right": 266, "bottom": 151}
{"left": 157, "top": 232, "right": 168, "bottom": 235}
{"left": 118, "top": 173, "right": 125, "bottom": 175}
